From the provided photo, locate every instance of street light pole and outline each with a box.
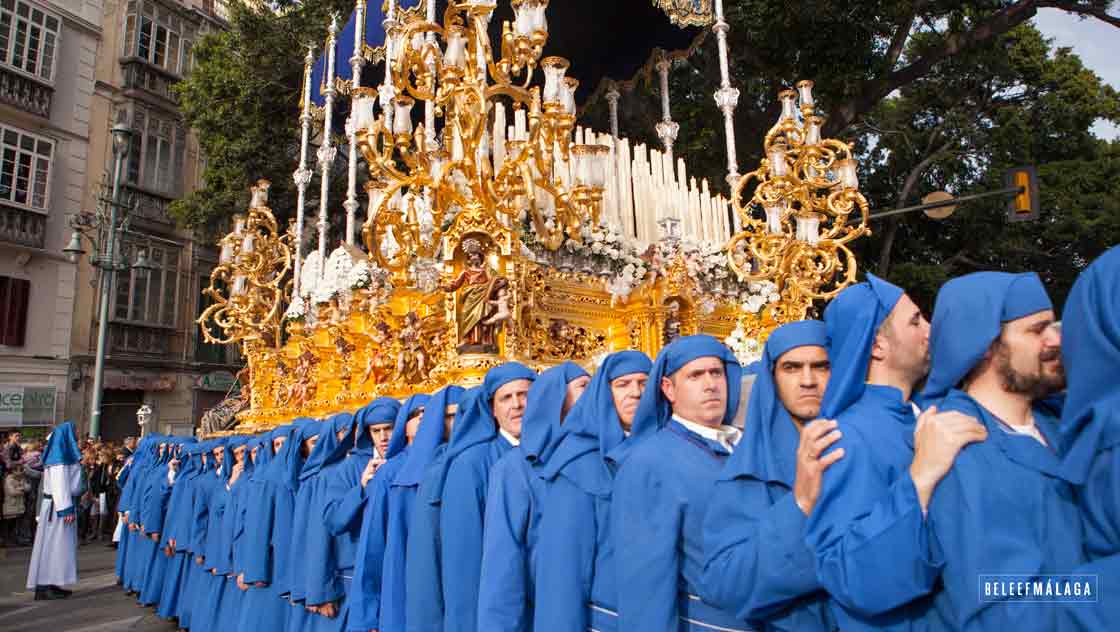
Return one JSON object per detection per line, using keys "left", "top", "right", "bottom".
{"left": 88, "top": 125, "right": 132, "bottom": 440}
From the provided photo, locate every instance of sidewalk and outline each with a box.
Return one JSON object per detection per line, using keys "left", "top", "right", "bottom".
{"left": 0, "top": 543, "right": 177, "bottom": 631}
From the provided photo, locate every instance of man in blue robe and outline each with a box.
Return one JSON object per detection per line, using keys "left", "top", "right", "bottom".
{"left": 156, "top": 441, "right": 204, "bottom": 624}
{"left": 318, "top": 396, "right": 417, "bottom": 632}
{"left": 368, "top": 386, "right": 464, "bottom": 632}
{"left": 1052, "top": 246, "right": 1120, "bottom": 629}
{"left": 196, "top": 438, "right": 249, "bottom": 632}
{"left": 478, "top": 362, "right": 590, "bottom": 632}
{"left": 918, "top": 272, "right": 1081, "bottom": 631}
{"left": 184, "top": 440, "right": 226, "bottom": 631}
{"left": 315, "top": 396, "right": 412, "bottom": 627}
{"left": 702, "top": 320, "right": 839, "bottom": 632}
{"left": 532, "top": 350, "right": 652, "bottom": 632}
{"left": 435, "top": 363, "right": 536, "bottom": 632}
{"left": 213, "top": 438, "right": 257, "bottom": 632}
{"left": 408, "top": 387, "right": 480, "bottom": 632}
{"left": 805, "top": 274, "right": 987, "bottom": 632}
{"left": 612, "top": 335, "right": 750, "bottom": 631}
{"left": 234, "top": 426, "right": 296, "bottom": 632}
{"left": 292, "top": 412, "right": 362, "bottom": 631}
{"left": 276, "top": 420, "right": 322, "bottom": 632}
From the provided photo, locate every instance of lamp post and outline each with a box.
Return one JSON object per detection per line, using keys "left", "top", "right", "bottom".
{"left": 64, "top": 123, "right": 157, "bottom": 440}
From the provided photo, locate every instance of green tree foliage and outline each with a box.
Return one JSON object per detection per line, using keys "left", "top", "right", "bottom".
{"left": 584, "top": 1, "right": 1119, "bottom": 307}
{"left": 170, "top": 0, "right": 353, "bottom": 238}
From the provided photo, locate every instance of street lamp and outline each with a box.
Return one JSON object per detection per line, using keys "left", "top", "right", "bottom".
{"left": 63, "top": 123, "right": 158, "bottom": 440}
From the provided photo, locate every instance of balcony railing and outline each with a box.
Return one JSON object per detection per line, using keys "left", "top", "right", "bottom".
{"left": 127, "top": 185, "right": 175, "bottom": 226}
{"left": 121, "top": 59, "right": 178, "bottom": 103}
{"left": 109, "top": 321, "right": 175, "bottom": 357}
{"left": 0, "top": 65, "right": 52, "bottom": 118}
{"left": 0, "top": 203, "right": 46, "bottom": 249}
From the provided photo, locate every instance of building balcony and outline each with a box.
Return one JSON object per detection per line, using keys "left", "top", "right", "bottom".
{"left": 0, "top": 65, "right": 53, "bottom": 118}
{"left": 127, "top": 185, "right": 175, "bottom": 227}
{"left": 120, "top": 59, "right": 179, "bottom": 104}
{"left": 109, "top": 321, "right": 176, "bottom": 358}
{"left": 0, "top": 203, "right": 47, "bottom": 249}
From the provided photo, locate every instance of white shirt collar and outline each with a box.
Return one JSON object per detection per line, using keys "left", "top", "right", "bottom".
{"left": 499, "top": 428, "right": 521, "bottom": 447}
{"left": 671, "top": 414, "right": 741, "bottom": 452}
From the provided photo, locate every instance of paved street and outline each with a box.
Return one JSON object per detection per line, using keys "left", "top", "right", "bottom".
{"left": 0, "top": 543, "right": 177, "bottom": 631}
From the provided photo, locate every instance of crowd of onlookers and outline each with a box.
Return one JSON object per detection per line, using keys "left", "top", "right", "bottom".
{"left": 0, "top": 430, "right": 137, "bottom": 547}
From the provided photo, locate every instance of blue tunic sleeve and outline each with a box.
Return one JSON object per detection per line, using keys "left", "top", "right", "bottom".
{"left": 407, "top": 463, "right": 445, "bottom": 632}
{"left": 241, "top": 481, "right": 276, "bottom": 584}
{"left": 440, "top": 449, "right": 490, "bottom": 632}
{"left": 804, "top": 424, "right": 942, "bottom": 619}
{"left": 142, "top": 473, "right": 173, "bottom": 536}
{"left": 612, "top": 451, "right": 684, "bottom": 631}
{"left": 304, "top": 475, "right": 345, "bottom": 605}
{"left": 189, "top": 479, "right": 211, "bottom": 558}
{"left": 477, "top": 455, "right": 532, "bottom": 632}
{"left": 532, "top": 473, "right": 597, "bottom": 632}
{"left": 323, "top": 457, "right": 367, "bottom": 536}
{"left": 702, "top": 478, "right": 817, "bottom": 622}
{"left": 348, "top": 467, "right": 393, "bottom": 631}
{"left": 1079, "top": 445, "right": 1120, "bottom": 559}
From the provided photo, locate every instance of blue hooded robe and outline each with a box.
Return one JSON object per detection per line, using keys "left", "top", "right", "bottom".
{"left": 183, "top": 439, "right": 226, "bottom": 630}
{"left": 437, "top": 364, "right": 537, "bottom": 632}
{"left": 407, "top": 387, "right": 480, "bottom": 632}
{"left": 348, "top": 393, "right": 438, "bottom": 632}
{"left": 701, "top": 321, "right": 836, "bottom": 632}
{"left": 919, "top": 272, "right": 1085, "bottom": 631}
{"left": 194, "top": 437, "right": 247, "bottom": 632}
{"left": 1054, "top": 246, "right": 1120, "bottom": 629}
{"left": 803, "top": 275, "right": 942, "bottom": 632}
{"left": 275, "top": 420, "right": 324, "bottom": 632}
{"left": 135, "top": 437, "right": 173, "bottom": 603}
{"left": 235, "top": 426, "right": 298, "bottom": 632}
{"left": 612, "top": 335, "right": 749, "bottom": 632}
{"left": 156, "top": 441, "right": 202, "bottom": 622}
{"left": 478, "top": 362, "right": 589, "bottom": 632}
{"left": 532, "top": 351, "right": 652, "bottom": 632}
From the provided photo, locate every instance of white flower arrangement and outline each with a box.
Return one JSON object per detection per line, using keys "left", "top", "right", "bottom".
{"left": 348, "top": 259, "right": 373, "bottom": 290}
{"left": 284, "top": 295, "right": 306, "bottom": 322}
{"left": 299, "top": 251, "right": 324, "bottom": 300}
{"left": 725, "top": 323, "right": 763, "bottom": 367}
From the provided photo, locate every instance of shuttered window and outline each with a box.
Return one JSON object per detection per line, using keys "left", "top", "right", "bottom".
{"left": 0, "top": 275, "right": 30, "bottom": 346}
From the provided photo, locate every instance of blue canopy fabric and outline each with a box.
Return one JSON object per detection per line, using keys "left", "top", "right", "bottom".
{"left": 629, "top": 334, "right": 742, "bottom": 438}
{"left": 922, "top": 272, "right": 1052, "bottom": 403}
{"left": 819, "top": 273, "right": 904, "bottom": 418}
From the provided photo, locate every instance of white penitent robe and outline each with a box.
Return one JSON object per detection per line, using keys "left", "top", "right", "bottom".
{"left": 26, "top": 462, "right": 82, "bottom": 589}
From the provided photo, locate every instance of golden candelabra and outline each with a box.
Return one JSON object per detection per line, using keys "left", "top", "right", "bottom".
{"left": 355, "top": 0, "right": 610, "bottom": 283}
{"left": 727, "top": 80, "right": 870, "bottom": 325}
{"left": 196, "top": 180, "right": 292, "bottom": 351}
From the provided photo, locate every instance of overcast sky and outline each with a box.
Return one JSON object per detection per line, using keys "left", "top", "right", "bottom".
{"left": 1034, "top": 8, "right": 1119, "bottom": 140}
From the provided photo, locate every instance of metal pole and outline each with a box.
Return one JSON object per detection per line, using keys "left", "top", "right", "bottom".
{"left": 88, "top": 146, "right": 127, "bottom": 440}
{"left": 859, "top": 186, "right": 1023, "bottom": 223}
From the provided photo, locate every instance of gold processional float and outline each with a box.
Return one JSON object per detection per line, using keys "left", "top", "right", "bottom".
{"left": 197, "top": 0, "right": 870, "bottom": 434}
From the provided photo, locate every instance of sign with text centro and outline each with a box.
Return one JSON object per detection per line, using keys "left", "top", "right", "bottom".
{"left": 0, "top": 386, "right": 57, "bottom": 427}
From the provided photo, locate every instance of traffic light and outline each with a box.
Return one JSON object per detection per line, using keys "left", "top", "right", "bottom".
{"left": 1005, "top": 166, "right": 1039, "bottom": 222}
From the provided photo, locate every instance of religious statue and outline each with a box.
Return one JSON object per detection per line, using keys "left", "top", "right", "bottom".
{"left": 443, "top": 238, "right": 507, "bottom": 354}
{"left": 396, "top": 311, "right": 430, "bottom": 383}
{"left": 361, "top": 322, "right": 395, "bottom": 385}
{"left": 664, "top": 299, "right": 683, "bottom": 345}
